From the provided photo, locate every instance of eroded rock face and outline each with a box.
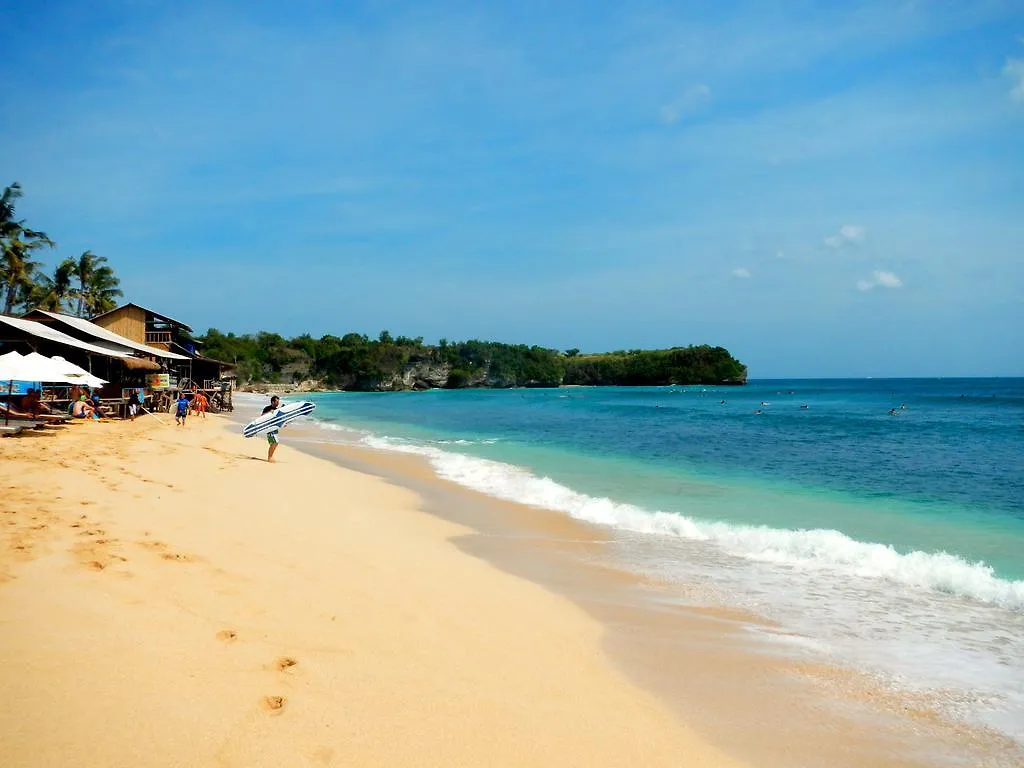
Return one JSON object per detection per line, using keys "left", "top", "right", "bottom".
{"left": 404, "top": 361, "right": 452, "bottom": 390}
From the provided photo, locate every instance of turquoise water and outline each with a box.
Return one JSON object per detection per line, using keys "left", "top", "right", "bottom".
{"left": 305, "top": 379, "right": 1024, "bottom": 580}
{"left": 271, "top": 379, "right": 1024, "bottom": 741}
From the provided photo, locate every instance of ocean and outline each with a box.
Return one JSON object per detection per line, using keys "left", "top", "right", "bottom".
{"left": 284, "top": 379, "right": 1024, "bottom": 744}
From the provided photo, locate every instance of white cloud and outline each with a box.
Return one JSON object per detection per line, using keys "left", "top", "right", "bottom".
{"left": 857, "top": 270, "right": 903, "bottom": 291}
{"left": 661, "top": 84, "right": 711, "bottom": 124}
{"left": 839, "top": 224, "right": 866, "bottom": 242}
{"left": 731, "top": 267, "right": 751, "bottom": 278}
{"left": 824, "top": 224, "right": 867, "bottom": 248}
{"left": 875, "top": 270, "right": 902, "bottom": 288}
{"left": 1005, "top": 57, "right": 1024, "bottom": 103}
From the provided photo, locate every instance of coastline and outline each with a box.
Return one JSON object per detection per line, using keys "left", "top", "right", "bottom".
{"left": 258, "top": 395, "right": 1024, "bottom": 768}
{"left": 1, "top": 407, "right": 1019, "bottom": 766}
{"left": 0, "top": 412, "right": 744, "bottom": 767}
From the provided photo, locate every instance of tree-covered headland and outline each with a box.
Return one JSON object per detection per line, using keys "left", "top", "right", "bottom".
{"left": 2, "top": 181, "right": 747, "bottom": 391}
{"left": 198, "top": 329, "right": 748, "bottom": 391}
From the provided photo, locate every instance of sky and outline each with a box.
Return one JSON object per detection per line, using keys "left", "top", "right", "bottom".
{"left": 1, "top": 0, "right": 1022, "bottom": 377}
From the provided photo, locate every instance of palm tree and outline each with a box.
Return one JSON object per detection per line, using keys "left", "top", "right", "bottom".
{"left": 73, "top": 250, "right": 103, "bottom": 317}
{"left": 0, "top": 182, "right": 54, "bottom": 313}
{"left": 81, "top": 264, "right": 122, "bottom": 318}
{"left": 0, "top": 183, "right": 22, "bottom": 237}
{"left": 28, "top": 258, "right": 78, "bottom": 312}
{"left": 1, "top": 238, "right": 44, "bottom": 314}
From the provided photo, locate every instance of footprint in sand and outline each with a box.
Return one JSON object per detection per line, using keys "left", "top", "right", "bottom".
{"left": 275, "top": 656, "right": 298, "bottom": 671}
{"left": 160, "top": 552, "right": 195, "bottom": 563}
{"left": 216, "top": 629, "right": 238, "bottom": 643}
{"left": 262, "top": 695, "right": 286, "bottom": 714}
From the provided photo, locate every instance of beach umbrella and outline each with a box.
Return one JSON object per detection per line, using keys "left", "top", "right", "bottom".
{"left": 28, "top": 353, "right": 107, "bottom": 388}
{"left": 0, "top": 351, "right": 56, "bottom": 426}
{"left": 50, "top": 356, "right": 107, "bottom": 388}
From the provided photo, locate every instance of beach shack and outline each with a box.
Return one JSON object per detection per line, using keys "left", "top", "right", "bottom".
{"left": 91, "top": 303, "right": 233, "bottom": 411}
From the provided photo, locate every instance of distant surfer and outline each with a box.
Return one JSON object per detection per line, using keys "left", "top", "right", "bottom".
{"left": 263, "top": 395, "right": 283, "bottom": 462}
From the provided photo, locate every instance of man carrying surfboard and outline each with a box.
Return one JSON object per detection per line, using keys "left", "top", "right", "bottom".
{"left": 262, "top": 395, "right": 282, "bottom": 462}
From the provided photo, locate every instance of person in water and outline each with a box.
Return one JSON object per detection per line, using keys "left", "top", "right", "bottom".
{"left": 262, "top": 395, "right": 282, "bottom": 462}
{"left": 174, "top": 392, "right": 190, "bottom": 425}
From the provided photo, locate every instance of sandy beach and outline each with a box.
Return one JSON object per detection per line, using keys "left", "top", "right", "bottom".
{"left": 1, "top": 414, "right": 745, "bottom": 767}
{"left": 2, "top": 411, "right": 1019, "bottom": 768}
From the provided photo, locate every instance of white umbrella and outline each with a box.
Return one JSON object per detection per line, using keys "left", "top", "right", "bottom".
{"left": 0, "top": 351, "right": 42, "bottom": 381}
{"left": 0, "top": 351, "right": 51, "bottom": 426}
{"left": 29, "top": 353, "right": 108, "bottom": 388}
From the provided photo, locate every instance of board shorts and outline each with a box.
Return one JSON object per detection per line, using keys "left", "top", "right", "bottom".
{"left": 128, "top": 404, "right": 138, "bottom": 417}
{"left": 266, "top": 430, "right": 280, "bottom": 445}
{"left": 176, "top": 408, "right": 188, "bottom": 419}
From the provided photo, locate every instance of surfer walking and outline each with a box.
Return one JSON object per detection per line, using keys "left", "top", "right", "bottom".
{"left": 263, "top": 395, "right": 282, "bottom": 462}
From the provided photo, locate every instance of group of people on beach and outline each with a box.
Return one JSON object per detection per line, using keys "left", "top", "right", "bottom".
{"left": 65, "top": 385, "right": 109, "bottom": 420}
{"left": 172, "top": 390, "right": 209, "bottom": 426}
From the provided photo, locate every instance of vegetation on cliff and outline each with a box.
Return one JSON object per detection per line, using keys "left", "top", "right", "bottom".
{"left": 198, "top": 328, "right": 747, "bottom": 390}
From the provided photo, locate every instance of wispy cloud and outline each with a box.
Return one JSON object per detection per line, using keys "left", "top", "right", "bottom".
{"left": 857, "top": 270, "right": 903, "bottom": 291}
{"left": 824, "top": 224, "right": 866, "bottom": 249}
{"left": 660, "top": 84, "right": 710, "bottom": 124}
{"left": 731, "top": 267, "right": 751, "bottom": 278}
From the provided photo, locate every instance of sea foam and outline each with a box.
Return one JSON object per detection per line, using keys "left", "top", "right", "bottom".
{"left": 360, "top": 434, "right": 1024, "bottom": 611}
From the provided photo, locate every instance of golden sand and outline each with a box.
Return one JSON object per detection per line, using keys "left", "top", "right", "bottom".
{"left": 0, "top": 415, "right": 745, "bottom": 767}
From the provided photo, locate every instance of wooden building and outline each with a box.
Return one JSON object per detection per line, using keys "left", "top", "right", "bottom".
{"left": 91, "top": 304, "right": 234, "bottom": 411}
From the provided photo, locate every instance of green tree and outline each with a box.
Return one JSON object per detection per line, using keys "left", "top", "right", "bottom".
{"left": 27, "top": 258, "right": 78, "bottom": 312}
{"left": 0, "top": 182, "right": 54, "bottom": 314}
{"left": 81, "top": 264, "right": 122, "bottom": 317}
{"left": 72, "top": 251, "right": 118, "bottom": 317}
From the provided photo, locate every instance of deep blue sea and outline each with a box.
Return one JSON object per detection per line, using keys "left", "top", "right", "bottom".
{"left": 265, "top": 379, "right": 1024, "bottom": 742}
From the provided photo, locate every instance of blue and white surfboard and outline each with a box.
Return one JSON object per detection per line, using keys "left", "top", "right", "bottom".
{"left": 242, "top": 401, "right": 316, "bottom": 438}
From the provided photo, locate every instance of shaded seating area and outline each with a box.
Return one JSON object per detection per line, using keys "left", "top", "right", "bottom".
{"left": 1, "top": 350, "right": 109, "bottom": 434}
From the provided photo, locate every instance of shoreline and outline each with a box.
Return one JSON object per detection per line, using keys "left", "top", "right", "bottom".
{"left": 253, "top": 397, "right": 1024, "bottom": 768}
{"left": 0, "top": 412, "right": 747, "bottom": 767}
{"left": 1, "top": 409, "right": 1019, "bottom": 766}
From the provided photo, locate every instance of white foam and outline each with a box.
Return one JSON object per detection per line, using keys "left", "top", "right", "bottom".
{"left": 358, "top": 434, "right": 1024, "bottom": 611}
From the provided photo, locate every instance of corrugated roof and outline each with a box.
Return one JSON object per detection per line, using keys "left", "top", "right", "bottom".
{"left": 90, "top": 303, "right": 193, "bottom": 333}
{"left": 27, "top": 310, "right": 190, "bottom": 360}
{"left": 0, "top": 315, "right": 131, "bottom": 358}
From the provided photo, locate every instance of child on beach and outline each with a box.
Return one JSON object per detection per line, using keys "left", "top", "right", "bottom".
{"left": 175, "top": 393, "right": 190, "bottom": 426}
{"left": 192, "top": 391, "right": 208, "bottom": 419}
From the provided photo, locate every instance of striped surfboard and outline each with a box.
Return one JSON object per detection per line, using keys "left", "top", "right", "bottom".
{"left": 242, "top": 401, "right": 317, "bottom": 438}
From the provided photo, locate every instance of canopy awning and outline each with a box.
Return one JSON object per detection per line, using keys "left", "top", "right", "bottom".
{"left": 0, "top": 315, "right": 131, "bottom": 358}
{"left": 25, "top": 310, "right": 190, "bottom": 360}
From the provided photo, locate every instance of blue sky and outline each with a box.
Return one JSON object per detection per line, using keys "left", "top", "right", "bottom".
{"left": 1, "top": 0, "right": 1022, "bottom": 377}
